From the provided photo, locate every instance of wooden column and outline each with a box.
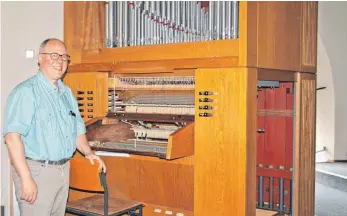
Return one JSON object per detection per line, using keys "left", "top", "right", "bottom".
{"left": 294, "top": 73, "right": 316, "bottom": 216}
{"left": 194, "top": 68, "right": 257, "bottom": 216}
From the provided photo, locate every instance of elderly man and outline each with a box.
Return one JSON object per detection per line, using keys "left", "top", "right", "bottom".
{"left": 3, "top": 38, "right": 106, "bottom": 216}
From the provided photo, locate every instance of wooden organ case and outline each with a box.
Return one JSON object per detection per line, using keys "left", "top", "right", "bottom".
{"left": 64, "top": 1, "right": 317, "bottom": 216}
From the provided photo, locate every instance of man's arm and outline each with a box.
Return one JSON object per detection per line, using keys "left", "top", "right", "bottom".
{"left": 3, "top": 85, "right": 37, "bottom": 204}
{"left": 76, "top": 134, "right": 107, "bottom": 172}
{"left": 5, "top": 133, "right": 37, "bottom": 204}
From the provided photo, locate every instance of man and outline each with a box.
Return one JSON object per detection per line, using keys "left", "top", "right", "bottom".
{"left": 3, "top": 38, "right": 106, "bottom": 216}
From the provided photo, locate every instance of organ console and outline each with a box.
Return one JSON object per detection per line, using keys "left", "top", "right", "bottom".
{"left": 64, "top": 1, "right": 318, "bottom": 216}
{"left": 90, "top": 74, "right": 196, "bottom": 159}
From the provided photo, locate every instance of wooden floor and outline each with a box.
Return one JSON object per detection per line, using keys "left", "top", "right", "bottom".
{"left": 66, "top": 207, "right": 279, "bottom": 216}
{"left": 256, "top": 209, "right": 279, "bottom": 216}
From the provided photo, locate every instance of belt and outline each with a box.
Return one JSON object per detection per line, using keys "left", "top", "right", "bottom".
{"left": 26, "top": 157, "right": 69, "bottom": 165}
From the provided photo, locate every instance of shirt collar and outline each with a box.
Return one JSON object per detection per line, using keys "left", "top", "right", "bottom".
{"left": 37, "top": 70, "right": 66, "bottom": 94}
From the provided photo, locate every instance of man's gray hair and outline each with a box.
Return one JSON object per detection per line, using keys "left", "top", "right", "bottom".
{"left": 39, "top": 38, "right": 66, "bottom": 53}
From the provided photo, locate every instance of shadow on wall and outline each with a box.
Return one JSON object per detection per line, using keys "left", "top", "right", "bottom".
{"left": 315, "top": 33, "right": 335, "bottom": 163}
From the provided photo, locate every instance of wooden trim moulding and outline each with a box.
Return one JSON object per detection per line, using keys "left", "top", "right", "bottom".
{"left": 257, "top": 68, "right": 297, "bottom": 82}
{"left": 68, "top": 56, "right": 239, "bottom": 73}
{"left": 81, "top": 39, "right": 239, "bottom": 64}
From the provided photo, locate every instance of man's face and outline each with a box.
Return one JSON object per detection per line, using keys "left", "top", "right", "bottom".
{"left": 38, "top": 40, "right": 69, "bottom": 83}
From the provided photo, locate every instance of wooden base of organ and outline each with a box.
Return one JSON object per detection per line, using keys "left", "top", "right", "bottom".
{"left": 64, "top": 1, "right": 317, "bottom": 216}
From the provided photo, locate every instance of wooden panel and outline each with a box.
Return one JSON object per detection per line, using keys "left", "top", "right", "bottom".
{"left": 285, "top": 83, "right": 295, "bottom": 172}
{"left": 301, "top": 2, "right": 318, "bottom": 73}
{"left": 94, "top": 73, "right": 109, "bottom": 117}
{"left": 239, "top": 1, "right": 258, "bottom": 67}
{"left": 67, "top": 151, "right": 95, "bottom": 208}
{"left": 63, "top": 72, "right": 108, "bottom": 121}
{"left": 246, "top": 68, "right": 258, "bottom": 216}
{"left": 257, "top": 83, "right": 294, "bottom": 212}
{"left": 257, "top": 2, "right": 302, "bottom": 71}
{"left": 258, "top": 68, "right": 296, "bottom": 82}
{"left": 294, "top": 73, "right": 316, "bottom": 216}
{"left": 64, "top": 2, "right": 105, "bottom": 64}
{"left": 68, "top": 57, "right": 239, "bottom": 73}
{"left": 81, "top": 40, "right": 239, "bottom": 64}
{"left": 167, "top": 122, "right": 194, "bottom": 160}
{"left": 264, "top": 88, "right": 277, "bottom": 170}
{"left": 103, "top": 155, "right": 194, "bottom": 212}
{"left": 64, "top": 1, "right": 84, "bottom": 64}
{"left": 194, "top": 68, "right": 257, "bottom": 216}
{"left": 69, "top": 156, "right": 103, "bottom": 191}
{"left": 257, "top": 89, "right": 266, "bottom": 170}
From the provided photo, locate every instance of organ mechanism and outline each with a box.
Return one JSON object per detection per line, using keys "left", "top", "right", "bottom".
{"left": 86, "top": 74, "right": 196, "bottom": 159}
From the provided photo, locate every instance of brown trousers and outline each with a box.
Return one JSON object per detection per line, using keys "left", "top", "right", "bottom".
{"left": 12, "top": 160, "right": 70, "bottom": 216}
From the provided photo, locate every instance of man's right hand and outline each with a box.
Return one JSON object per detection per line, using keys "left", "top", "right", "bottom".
{"left": 20, "top": 176, "right": 38, "bottom": 204}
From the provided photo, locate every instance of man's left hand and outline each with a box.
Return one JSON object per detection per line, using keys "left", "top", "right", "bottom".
{"left": 85, "top": 153, "right": 107, "bottom": 173}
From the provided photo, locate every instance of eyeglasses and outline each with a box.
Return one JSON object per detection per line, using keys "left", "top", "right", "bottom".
{"left": 40, "top": 52, "right": 70, "bottom": 61}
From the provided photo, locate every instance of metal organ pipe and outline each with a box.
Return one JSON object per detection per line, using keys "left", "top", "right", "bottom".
{"left": 104, "top": 1, "right": 240, "bottom": 48}
{"left": 105, "top": 2, "right": 110, "bottom": 47}
{"left": 107, "top": 1, "right": 114, "bottom": 47}
{"left": 123, "top": 1, "right": 128, "bottom": 46}
{"left": 117, "top": 1, "right": 123, "bottom": 47}
{"left": 231, "top": 1, "right": 239, "bottom": 39}
{"left": 226, "top": 1, "right": 231, "bottom": 39}
{"left": 136, "top": 2, "right": 141, "bottom": 46}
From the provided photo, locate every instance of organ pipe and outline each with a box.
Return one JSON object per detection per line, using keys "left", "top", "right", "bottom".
{"left": 104, "top": 1, "right": 239, "bottom": 48}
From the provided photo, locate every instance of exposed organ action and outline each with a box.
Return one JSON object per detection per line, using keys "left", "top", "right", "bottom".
{"left": 87, "top": 75, "right": 195, "bottom": 158}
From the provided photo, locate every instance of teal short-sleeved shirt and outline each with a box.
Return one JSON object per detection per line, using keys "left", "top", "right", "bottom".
{"left": 3, "top": 71, "right": 86, "bottom": 161}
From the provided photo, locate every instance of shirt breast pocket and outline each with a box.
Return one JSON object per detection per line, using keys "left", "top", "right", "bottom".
{"left": 36, "top": 109, "right": 57, "bottom": 137}
{"left": 68, "top": 110, "right": 77, "bottom": 136}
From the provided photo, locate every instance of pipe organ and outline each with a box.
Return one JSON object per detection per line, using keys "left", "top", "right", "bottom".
{"left": 104, "top": 1, "right": 239, "bottom": 47}
{"left": 64, "top": 1, "right": 318, "bottom": 216}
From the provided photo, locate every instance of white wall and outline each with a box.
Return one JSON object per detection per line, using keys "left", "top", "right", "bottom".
{"left": 315, "top": 35, "right": 335, "bottom": 162}
{"left": 1, "top": 2, "right": 63, "bottom": 215}
{"left": 316, "top": 2, "right": 347, "bottom": 161}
